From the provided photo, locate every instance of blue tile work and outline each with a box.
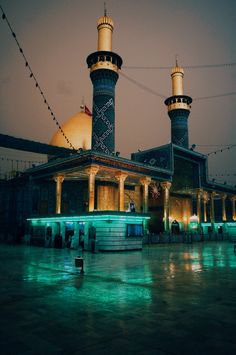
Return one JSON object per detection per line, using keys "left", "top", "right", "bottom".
{"left": 131, "top": 144, "right": 172, "bottom": 170}
{"left": 169, "top": 109, "right": 190, "bottom": 148}
{"left": 90, "top": 69, "right": 119, "bottom": 154}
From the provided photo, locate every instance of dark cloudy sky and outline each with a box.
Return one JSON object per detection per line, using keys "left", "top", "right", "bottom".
{"left": 0, "top": 0, "right": 236, "bottom": 184}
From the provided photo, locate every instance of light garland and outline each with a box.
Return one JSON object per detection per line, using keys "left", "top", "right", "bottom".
{"left": 0, "top": 5, "right": 76, "bottom": 151}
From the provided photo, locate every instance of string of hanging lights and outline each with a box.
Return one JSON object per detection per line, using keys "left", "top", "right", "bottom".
{"left": 206, "top": 145, "right": 236, "bottom": 156}
{"left": 0, "top": 156, "right": 45, "bottom": 165}
{"left": 123, "top": 62, "right": 236, "bottom": 70}
{"left": 119, "top": 72, "right": 166, "bottom": 99}
{"left": 0, "top": 5, "right": 76, "bottom": 151}
{"left": 1, "top": 5, "right": 235, "bottom": 159}
{"left": 209, "top": 173, "right": 236, "bottom": 177}
{"left": 121, "top": 71, "right": 236, "bottom": 101}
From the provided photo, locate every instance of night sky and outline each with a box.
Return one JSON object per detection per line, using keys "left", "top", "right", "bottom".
{"left": 0, "top": 0, "right": 235, "bottom": 184}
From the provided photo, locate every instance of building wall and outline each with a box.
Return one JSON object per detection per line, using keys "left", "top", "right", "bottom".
{"left": 169, "top": 196, "right": 192, "bottom": 231}
{"left": 97, "top": 185, "right": 118, "bottom": 210}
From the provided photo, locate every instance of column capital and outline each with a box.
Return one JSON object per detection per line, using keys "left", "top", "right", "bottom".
{"left": 220, "top": 193, "right": 227, "bottom": 200}
{"left": 160, "top": 181, "right": 172, "bottom": 191}
{"left": 210, "top": 191, "right": 217, "bottom": 198}
{"left": 54, "top": 174, "right": 65, "bottom": 183}
{"left": 85, "top": 165, "right": 99, "bottom": 176}
{"left": 202, "top": 191, "right": 209, "bottom": 202}
{"left": 195, "top": 188, "right": 203, "bottom": 196}
{"left": 230, "top": 195, "right": 236, "bottom": 202}
{"left": 140, "top": 177, "right": 152, "bottom": 186}
{"left": 115, "top": 172, "right": 128, "bottom": 183}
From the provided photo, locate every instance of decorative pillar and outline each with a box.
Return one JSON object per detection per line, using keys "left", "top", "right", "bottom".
{"left": 210, "top": 191, "right": 216, "bottom": 231}
{"left": 140, "top": 177, "right": 152, "bottom": 213}
{"left": 202, "top": 191, "right": 209, "bottom": 222}
{"left": 231, "top": 196, "right": 236, "bottom": 221}
{"left": 86, "top": 166, "right": 99, "bottom": 212}
{"left": 54, "top": 175, "right": 64, "bottom": 214}
{"left": 196, "top": 188, "right": 203, "bottom": 225}
{"left": 221, "top": 193, "right": 227, "bottom": 222}
{"left": 115, "top": 172, "right": 128, "bottom": 211}
{"left": 161, "top": 181, "right": 172, "bottom": 233}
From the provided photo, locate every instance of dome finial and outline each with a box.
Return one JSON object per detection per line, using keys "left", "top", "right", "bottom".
{"left": 80, "top": 96, "right": 85, "bottom": 111}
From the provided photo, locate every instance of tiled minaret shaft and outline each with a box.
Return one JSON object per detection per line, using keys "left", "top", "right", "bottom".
{"left": 87, "top": 14, "right": 122, "bottom": 154}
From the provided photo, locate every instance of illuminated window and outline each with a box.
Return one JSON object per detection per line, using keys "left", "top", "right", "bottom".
{"left": 127, "top": 224, "right": 143, "bottom": 237}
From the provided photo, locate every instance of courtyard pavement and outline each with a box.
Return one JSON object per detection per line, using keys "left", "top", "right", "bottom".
{"left": 0, "top": 242, "right": 236, "bottom": 355}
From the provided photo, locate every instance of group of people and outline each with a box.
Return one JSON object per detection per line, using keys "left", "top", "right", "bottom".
{"left": 54, "top": 233, "right": 63, "bottom": 248}
{"left": 45, "top": 228, "right": 85, "bottom": 249}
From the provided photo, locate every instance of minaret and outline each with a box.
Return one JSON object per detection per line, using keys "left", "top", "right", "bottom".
{"left": 164, "top": 62, "right": 192, "bottom": 148}
{"left": 86, "top": 9, "right": 122, "bottom": 154}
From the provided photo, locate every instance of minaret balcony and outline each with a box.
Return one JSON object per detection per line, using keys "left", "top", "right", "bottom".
{"left": 164, "top": 95, "right": 192, "bottom": 112}
{"left": 87, "top": 51, "right": 123, "bottom": 73}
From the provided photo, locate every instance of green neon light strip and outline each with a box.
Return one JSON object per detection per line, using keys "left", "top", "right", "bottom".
{"left": 27, "top": 214, "right": 150, "bottom": 223}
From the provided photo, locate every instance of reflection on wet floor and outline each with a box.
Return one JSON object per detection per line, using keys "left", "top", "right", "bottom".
{"left": 0, "top": 242, "right": 236, "bottom": 354}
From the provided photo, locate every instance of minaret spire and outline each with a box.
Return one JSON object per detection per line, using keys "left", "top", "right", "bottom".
{"left": 175, "top": 54, "right": 178, "bottom": 67}
{"left": 96, "top": 10, "right": 114, "bottom": 51}
{"left": 104, "top": 2, "right": 107, "bottom": 16}
{"left": 164, "top": 61, "right": 192, "bottom": 149}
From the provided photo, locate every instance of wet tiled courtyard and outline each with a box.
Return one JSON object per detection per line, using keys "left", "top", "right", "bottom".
{"left": 0, "top": 242, "right": 236, "bottom": 354}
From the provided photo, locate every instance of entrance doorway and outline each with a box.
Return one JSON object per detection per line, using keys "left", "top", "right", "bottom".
{"left": 171, "top": 220, "right": 180, "bottom": 234}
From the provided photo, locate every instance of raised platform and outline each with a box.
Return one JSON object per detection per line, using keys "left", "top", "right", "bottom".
{"left": 27, "top": 211, "right": 150, "bottom": 251}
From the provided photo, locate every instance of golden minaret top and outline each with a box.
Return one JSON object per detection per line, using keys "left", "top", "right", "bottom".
{"left": 87, "top": 6, "right": 122, "bottom": 74}
{"left": 97, "top": 5, "right": 114, "bottom": 52}
{"left": 171, "top": 59, "right": 184, "bottom": 96}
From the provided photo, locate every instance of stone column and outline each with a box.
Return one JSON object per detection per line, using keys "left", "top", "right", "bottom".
{"left": 221, "top": 193, "right": 227, "bottom": 222}
{"left": 115, "top": 172, "right": 128, "bottom": 211}
{"left": 210, "top": 191, "right": 216, "bottom": 232}
{"left": 86, "top": 166, "right": 99, "bottom": 212}
{"left": 54, "top": 175, "right": 64, "bottom": 214}
{"left": 140, "top": 177, "right": 152, "bottom": 213}
{"left": 161, "top": 181, "right": 172, "bottom": 233}
{"left": 196, "top": 188, "right": 203, "bottom": 225}
{"left": 202, "top": 191, "right": 209, "bottom": 223}
{"left": 231, "top": 196, "right": 236, "bottom": 221}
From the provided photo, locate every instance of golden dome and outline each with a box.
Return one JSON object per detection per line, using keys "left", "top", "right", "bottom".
{"left": 50, "top": 111, "right": 92, "bottom": 150}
